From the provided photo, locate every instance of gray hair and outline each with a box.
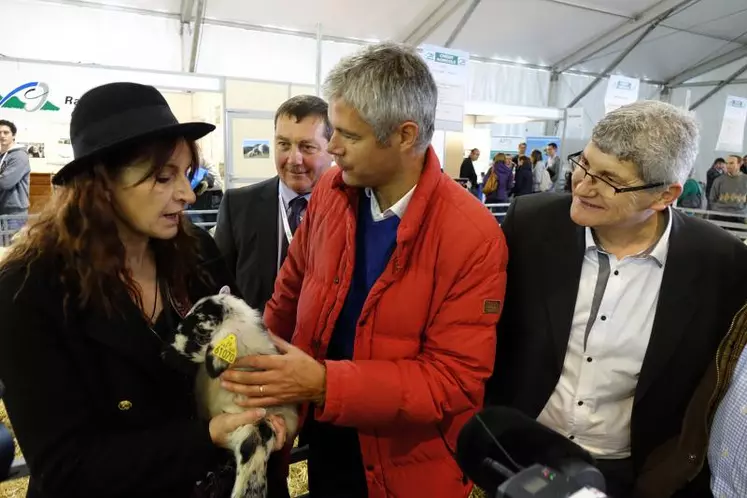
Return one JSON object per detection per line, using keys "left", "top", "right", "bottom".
{"left": 591, "top": 100, "right": 699, "bottom": 185}
{"left": 323, "top": 41, "right": 437, "bottom": 151}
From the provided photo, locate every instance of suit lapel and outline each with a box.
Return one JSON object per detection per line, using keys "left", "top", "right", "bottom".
{"left": 543, "top": 203, "right": 586, "bottom": 370}
{"left": 258, "top": 177, "right": 280, "bottom": 299}
{"left": 635, "top": 212, "right": 700, "bottom": 404}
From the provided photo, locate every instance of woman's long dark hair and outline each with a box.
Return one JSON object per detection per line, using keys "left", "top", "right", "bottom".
{"left": 1, "top": 136, "right": 203, "bottom": 317}
{"left": 530, "top": 149, "right": 543, "bottom": 165}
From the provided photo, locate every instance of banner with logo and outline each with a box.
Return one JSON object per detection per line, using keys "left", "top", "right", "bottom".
{"left": 418, "top": 44, "right": 469, "bottom": 132}
{"left": 0, "top": 60, "right": 221, "bottom": 118}
{"left": 604, "top": 75, "right": 640, "bottom": 114}
{"left": 715, "top": 95, "right": 747, "bottom": 153}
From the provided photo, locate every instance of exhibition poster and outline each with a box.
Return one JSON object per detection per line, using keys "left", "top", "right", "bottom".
{"left": 418, "top": 44, "right": 469, "bottom": 132}
{"left": 715, "top": 95, "right": 747, "bottom": 153}
{"left": 604, "top": 75, "right": 640, "bottom": 114}
{"left": 242, "top": 139, "right": 270, "bottom": 159}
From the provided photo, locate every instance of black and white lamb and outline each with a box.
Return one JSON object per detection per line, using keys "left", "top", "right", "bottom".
{"left": 171, "top": 287, "right": 299, "bottom": 498}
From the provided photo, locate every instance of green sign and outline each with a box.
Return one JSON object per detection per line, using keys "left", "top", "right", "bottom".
{"left": 435, "top": 52, "right": 460, "bottom": 65}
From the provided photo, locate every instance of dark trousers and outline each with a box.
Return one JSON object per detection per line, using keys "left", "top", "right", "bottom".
{"left": 267, "top": 451, "right": 291, "bottom": 498}
{"left": 596, "top": 458, "right": 635, "bottom": 498}
{"left": 305, "top": 420, "right": 367, "bottom": 498}
{"left": 0, "top": 423, "right": 14, "bottom": 481}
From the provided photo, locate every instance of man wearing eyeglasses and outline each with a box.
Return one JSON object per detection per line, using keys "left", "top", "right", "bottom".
{"left": 486, "top": 101, "right": 747, "bottom": 498}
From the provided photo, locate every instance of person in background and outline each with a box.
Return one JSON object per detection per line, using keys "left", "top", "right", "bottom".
{"left": 460, "top": 148, "right": 480, "bottom": 197}
{"left": 546, "top": 142, "right": 561, "bottom": 185}
{"left": 215, "top": 96, "right": 333, "bottom": 497}
{"left": 220, "top": 41, "right": 508, "bottom": 498}
{"left": 484, "top": 153, "right": 513, "bottom": 221}
{"left": 530, "top": 149, "right": 546, "bottom": 193}
{"left": 677, "top": 171, "right": 704, "bottom": 209}
{"left": 215, "top": 95, "right": 333, "bottom": 313}
{"left": 706, "top": 157, "right": 726, "bottom": 205}
{"left": 0, "top": 83, "right": 285, "bottom": 498}
{"left": 740, "top": 154, "right": 747, "bottom": 174}
{"left": 488, "top": 100, "right": 747, "bottom": 498}
{"left": 512, "top": 155, "right": 533, "bottom": 197}
{"left": 187, "top": 160, "right": 223, "bottom": 228}
{"left": 0, "top": 119, "right": 31, "bottom": 246}
{"left": 709, "top": 154, "right": 747, "bottom": 219}
{"left": 513, "top": 142, "right": 527, "bottom": 164}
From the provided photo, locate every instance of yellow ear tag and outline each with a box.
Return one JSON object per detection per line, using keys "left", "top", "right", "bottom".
{"left": 212, "top": 334, "right": 238, "bottom": 364}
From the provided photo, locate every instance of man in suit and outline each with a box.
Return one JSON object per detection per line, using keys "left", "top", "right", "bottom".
{"left": 487, "top": 100, "right": 747, "bottom": 498}
{"left": 545, "top": 142, "right": 561, "bottom": 184}
{"left": 214, "top": 95, "right": 333, "bottom": 312}
{"left": 460, "top": 148, "right": 479, "bottom": 196}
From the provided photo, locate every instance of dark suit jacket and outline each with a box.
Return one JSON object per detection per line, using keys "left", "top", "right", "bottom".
{"left": 214, "top": 177, "right": 280, "bottom": 313}
{"left": 0, "top": 228, "right": 237, "bottom": 498}
{"left": 487, "top": 193, "right": 747, "bottom": 495}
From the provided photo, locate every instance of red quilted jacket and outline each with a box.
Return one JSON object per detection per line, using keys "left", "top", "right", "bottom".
{"left": 265, "top": 147, "right": 508, "bottom": 498}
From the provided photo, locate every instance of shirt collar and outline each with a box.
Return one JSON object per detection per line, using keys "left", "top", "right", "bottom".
{"left": 584, "top": 207, "right": 672, "bottom": 268}
{"left": 278, "top": 179, "right": 310, "bottom": 211}
{"left": 365, "top": 185, "right": 417, "bottom": 222}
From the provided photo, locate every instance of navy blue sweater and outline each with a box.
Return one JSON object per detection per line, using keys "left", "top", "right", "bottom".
{"left": 326, "top": 193, "right": 400, "bottom": 360}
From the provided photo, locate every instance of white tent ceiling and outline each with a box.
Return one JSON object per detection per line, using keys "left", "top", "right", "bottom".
{"left": 31, "top": 0, "right": 747, "bottom": 84}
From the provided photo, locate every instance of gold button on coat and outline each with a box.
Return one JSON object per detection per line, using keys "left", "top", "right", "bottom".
{"left": 118, "top": 400, "right": 133, "bottom": 411}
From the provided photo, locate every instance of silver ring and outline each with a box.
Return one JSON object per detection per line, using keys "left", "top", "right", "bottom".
{"left": 259, "top": 385, "right": 265, "bottom": 395}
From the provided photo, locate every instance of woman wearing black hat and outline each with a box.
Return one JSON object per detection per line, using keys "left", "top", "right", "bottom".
{"left": 0, "top": 83, "right": 286, "bottom": 498}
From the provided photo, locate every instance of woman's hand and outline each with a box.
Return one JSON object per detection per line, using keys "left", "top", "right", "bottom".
{"left": 209, "top": 408, "right": 266, "bottom": 449}
{"left": 266, "top": 414, "right": 288, "bottom": 451}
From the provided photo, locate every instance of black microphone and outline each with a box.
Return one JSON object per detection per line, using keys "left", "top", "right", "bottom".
{"left": 456, "top": 406, "right": 606, "bottom": 494}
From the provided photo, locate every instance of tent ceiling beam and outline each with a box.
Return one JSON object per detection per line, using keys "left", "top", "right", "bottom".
{"left": 565, "top": 11, "right": 670, "bottom": 108}
{"left": 15, "top": 0, "right": 668, "bottom": 85}
{"left": 541, "top": 0, "right": 745, "bottom": 45}
{"left": 398, "top": 0, "right": 469, "bottom": 46}
{"left": 665, "top": 46, "right": 747, "bottom": 87}
{"left": 689, "top": 60, "right": 747, "bottom": 111}
{"left": 180, "top": 0, "right": 195, "bottom": 24}
{"left": 188, "top": 0, "right": 207, "bottom": 72}
{"left": 541, "top": 0, "right": 632, "bottom": 19}
{"left": 445, "top": 0, "right": 482, "bottom": 48}
{"left": 551, "top": 0, "right": 702, "bottom": 73}
{"left": 676, "top": 78, "right": 747, "bottom": 87}
{"left": 36, "top": 0, "right": 179, "bottom": 19}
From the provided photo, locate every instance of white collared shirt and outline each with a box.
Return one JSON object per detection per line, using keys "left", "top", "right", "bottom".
{"left": 364, "top": 185, "right": 417, "bottom": 222}
{"left": 537, "top": 209, "right": 673, "bottom": 459}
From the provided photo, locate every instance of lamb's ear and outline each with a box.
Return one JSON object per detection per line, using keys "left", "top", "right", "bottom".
{"left": 218, "top": 285, "right": 231, "bottom": 296}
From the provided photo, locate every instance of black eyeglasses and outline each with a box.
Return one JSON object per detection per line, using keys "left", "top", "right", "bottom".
{"left": 568, "top": 151, "right": 664, "bottom": 195}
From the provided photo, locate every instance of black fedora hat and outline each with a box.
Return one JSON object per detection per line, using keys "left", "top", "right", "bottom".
{"left": 52, "top": 82, "right": 216, "bottom": 186}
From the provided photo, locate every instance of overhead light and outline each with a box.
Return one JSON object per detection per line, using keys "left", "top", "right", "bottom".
{"left": 465, "top": 101, "right": 564, "bottom": 120}
{"left": 483, "top": 116, "right": 534, "bottom": 124}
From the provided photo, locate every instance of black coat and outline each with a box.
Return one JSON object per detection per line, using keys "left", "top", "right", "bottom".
{"left": 0, "top": 228, "right": 236, "bottom": 498}
{"left": 487, "top": 193, "right": 747, "bottom": 495}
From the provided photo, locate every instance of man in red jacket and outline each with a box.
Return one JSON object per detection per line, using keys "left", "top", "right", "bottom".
{"left": 221, "top": 41, "right": 508, "bottom": 498}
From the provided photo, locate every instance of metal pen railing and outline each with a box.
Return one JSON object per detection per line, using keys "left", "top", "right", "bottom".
{"left": 0, "top": 210, "right": 220, "bottom": 247}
